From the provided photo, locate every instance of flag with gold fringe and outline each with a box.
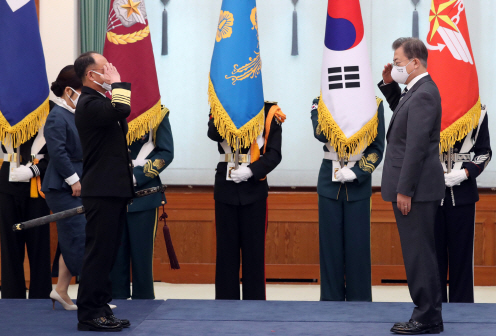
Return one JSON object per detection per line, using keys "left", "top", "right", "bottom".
{"left": 0, "top": 0, "right": 49, "bottom": 147}
{"left": 209, "top": 0, "right": 264, "bottom": 150}
{"left": 104, "top": 0, "right": 167, "bottom": 145}
{"left": 318, "top": 0, "right": 378, "bottom": 159}
{"left": 425, "top": 0, "right": 480, "bottom": 152}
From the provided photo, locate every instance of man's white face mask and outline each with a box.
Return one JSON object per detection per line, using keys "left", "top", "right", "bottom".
{"left": 90, "top": 70, "right": 112, "bottom": 91}
{"left": 391, "top": 59, "right": 416, "bottom": 85}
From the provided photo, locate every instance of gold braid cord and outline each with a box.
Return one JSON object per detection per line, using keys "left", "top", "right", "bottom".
{"left": 317, "top": 96, "right": 382, "bottom": 159}
{"left": 107, "top": 26, "right": 150, "bottom": 45}
{"left": 439, "top": 97, "right": 481, "bottom": 153}
{"left": 0, "top": 97, "right": 49, "bottom": 148}
{"left": 208, "top": 75, "right": 265, "bottom": 150}
{"left": 127, "top": 99, "right": 169, "bottom": 145}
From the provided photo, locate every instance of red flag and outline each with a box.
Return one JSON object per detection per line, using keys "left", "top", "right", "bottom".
{"left": 426, "top": 0, "right": 480, "bottom": 152}
{"left": 104, "top": 0, "right": 166, "bottom": 144}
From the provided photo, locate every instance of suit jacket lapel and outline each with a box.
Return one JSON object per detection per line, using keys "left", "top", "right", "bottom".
{"left": 386, "top": 75, "right": 433, "bottom": 140}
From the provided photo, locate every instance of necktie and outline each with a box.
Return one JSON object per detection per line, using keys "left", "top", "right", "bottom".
{"left": 400, "top": 88, "right": 409, "bottom": 101}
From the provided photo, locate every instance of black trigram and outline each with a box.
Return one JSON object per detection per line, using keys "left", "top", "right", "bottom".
{"left": 327, "top": 66, "right": 360, "bottom": 90}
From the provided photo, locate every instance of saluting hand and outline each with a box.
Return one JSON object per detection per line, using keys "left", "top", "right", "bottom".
{"left": 382, "top": 63, "right": 393, "bottom": 85}
{"left": 102, "top": 63, "right": 121, "bottom": 84}
{"left": 71, "top": 181, "right": 81, "bottom": 197}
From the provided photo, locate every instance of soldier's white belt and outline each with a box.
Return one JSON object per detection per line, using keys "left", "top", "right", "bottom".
{"left": 219, "top": 154, "right": 251, "bottom": 163}
{"left": 2, "top": 154, "right": 45, "bottom": 162}
{"left": 324, "top": 152, "right": 363, "bottom": 162}
{"left": 439, "top": 153, "right": 471, "bottom": 163}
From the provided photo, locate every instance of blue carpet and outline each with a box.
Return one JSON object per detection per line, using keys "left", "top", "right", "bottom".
{"left": 0, "top": 299, "right": 495, "bottom": 335}
{"left": 0, "top": 299, "right": 162, "bottom": 335}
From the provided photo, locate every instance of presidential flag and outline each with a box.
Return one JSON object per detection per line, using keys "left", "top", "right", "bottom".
{"left": 318, "top": 0, "right": 379, "bottom": 159}
{"left": 208, "top": 0, "right": 264, "bottom": 150}
{"left": 104, "top": 0, "right": 167, "bottom": 144}
{"left": 426, "top": 0, "right": 480, "bottom": 152}
{"left": 0, "top": 0, "right": 49, "bottom": 147}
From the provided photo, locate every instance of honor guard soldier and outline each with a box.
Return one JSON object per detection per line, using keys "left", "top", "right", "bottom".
{"left": 74, "top": 52, "right": 132, "bottom": 332}
{"left": 208, "top": 101, "right": 285, "bottom": 300}
{"left": 111, "top": 110, "right": 174, "bottom": 300}
{"left": 436, "top": 106, "right": 491, "bottom": 303}
{"left": 0, "top": 121, "right": 52, "bottom": 299}
{"left": 311, "top": 97, "right": 385, "bottom": 302}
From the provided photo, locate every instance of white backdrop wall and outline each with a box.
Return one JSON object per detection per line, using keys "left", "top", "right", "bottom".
{"left": 40, "top": 0, "right": 496, "bottom": 187}
{"left": 146, "top": 0, "right": 496, "bottom": 187}
{"left": 39, "top": 0, "right": 79, "bottom": 101}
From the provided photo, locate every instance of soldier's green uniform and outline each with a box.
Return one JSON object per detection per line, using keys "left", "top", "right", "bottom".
{"left": 311, "top": 98, "right": 385, "bottom": 302}
{"left": 110, "top": 112, "right": 174, "bottom": 299}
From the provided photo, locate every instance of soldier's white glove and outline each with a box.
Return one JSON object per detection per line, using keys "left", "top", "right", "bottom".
{"left": 335, "top": 167, "right": 357, "bottom": 184}
{"left": 133, "top": 175, "right": 137, "bottom": 186}
{"left": 231, "top": 166, "right": 253, "bottom": 183}
{"left": 132, "top": 159, "right": 148, "bottom": 167}
{"left": 445, "top": 169, "right": 468, "bottom": 187}
{"left": 10, "top": 165, "right": 34, "bottom": 182}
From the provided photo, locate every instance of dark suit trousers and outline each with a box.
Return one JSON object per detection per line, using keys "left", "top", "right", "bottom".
{"left": 393, "top": 201, "right": 443, "bottom": 324}
{"left": 77, "top": 197, "right": 128, "bottom": 322}
{"left": 0, "top": 193, "right": 52, "bottom": 299}
{"left": 318, "top": 193, "right": 372, "bottom": 301}
{"left": 215, "top": 199, "right": 267, "bottom": 300}
{"left": 435, "top": 201, "right": 475, "bottom": 303}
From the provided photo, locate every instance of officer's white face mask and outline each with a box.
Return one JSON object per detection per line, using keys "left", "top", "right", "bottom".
{"left": 90, "top": 71, "right": 112, "bottom": 92}
{"left": 391, "top": 59, "right": 416, "bottom": 85}
{"left": 66, "top": 87, "right": 80, "bottom": 108}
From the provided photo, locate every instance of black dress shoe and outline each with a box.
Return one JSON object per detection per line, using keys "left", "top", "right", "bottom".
{"left": 393, "top": 320, "right": 444, "bottom": 332}
{"left": 107, "top": 315, "right": 131, "bottom": 328}
{"left": 390, "top": 320, "right": 442, "bottom": 334}
{"left": 77, "top": 317, "right": 123, "bottom": 332}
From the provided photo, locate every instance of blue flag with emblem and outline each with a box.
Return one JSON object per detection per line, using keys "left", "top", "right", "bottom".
{"left": 0, "top": 0, "right": 49, "bottom": 147}
{"left": 208, "top": 0, "right": 264, "bottom": 150}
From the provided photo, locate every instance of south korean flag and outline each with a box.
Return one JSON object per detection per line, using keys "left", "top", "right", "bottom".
{"left": 318, "top": 0, "right": 377, "bottom": 157}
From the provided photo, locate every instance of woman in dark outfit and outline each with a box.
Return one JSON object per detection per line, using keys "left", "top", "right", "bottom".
{"left": 42, "top": 65, "right": 85, "bottom": 310}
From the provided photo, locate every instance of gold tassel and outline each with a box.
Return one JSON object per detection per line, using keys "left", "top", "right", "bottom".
{"left": 30, "top": 158, "right": 45, "bottom": 199}
{"left": 317, "top": 95, "right": 381, "bottom": 159}
{"left": 208, "top": 75, "right": 265, "bottom": 150}
{"left": 439, "top": 97, "right": 481, "bottom": 153}
{"left": 126, "top": 100, "right": 170, "bottom": 145}
{"left": 0, "top": 97, "right": 50, "bottom": 148}
{"left": 30, "top": 177, "right": 38, "bottom": 198}
{"left": 250, "top": 142, "right": 260, "bottom": 163}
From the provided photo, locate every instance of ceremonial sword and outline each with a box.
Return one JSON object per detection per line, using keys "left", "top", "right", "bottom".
{"left": 12, "top": 184, "right": 168, "bottom": 231}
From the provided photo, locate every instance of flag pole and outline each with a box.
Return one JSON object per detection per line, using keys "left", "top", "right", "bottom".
{"left": 234, "top": 138, "right": 240, "bottom": 170}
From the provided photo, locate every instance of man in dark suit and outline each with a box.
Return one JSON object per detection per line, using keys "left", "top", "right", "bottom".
{"left": 208, "top": 101, "right": 284, "bottom": 300}
{"left": 379, "top": 38, "right": 445, "bottom": 335}
{"left": 74, "top": 52, "right": 134, "bottom": 332}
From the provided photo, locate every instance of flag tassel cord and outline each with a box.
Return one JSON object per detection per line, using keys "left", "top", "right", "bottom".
{"left": 0, "top": 97, "right": 50, "bottom": 148}
{"left": 439, "top": 97, "right": 481, "bottom": 153}
{"left": 126, "top": 100, "right": 169, "bottom": 146}
{"left": 317, "top": 96, "right": 381, "bottom": 159}
{"left": 208, "top": 76, "right": 265, "bottom": 151}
